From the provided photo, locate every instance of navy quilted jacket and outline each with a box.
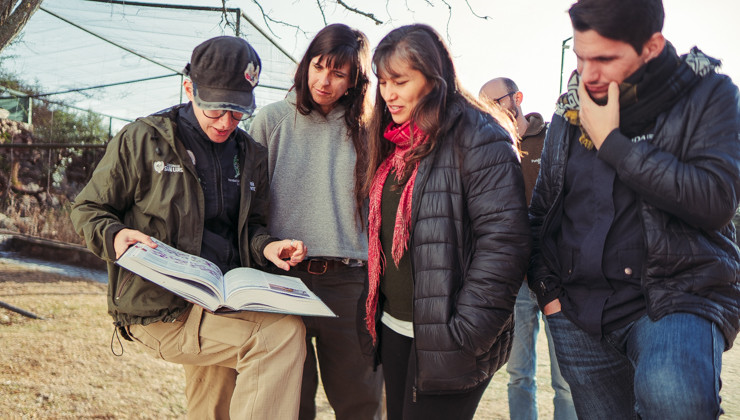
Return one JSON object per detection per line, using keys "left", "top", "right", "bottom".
{"left": 529, "top": 71, "right": 740, "bottom": 350}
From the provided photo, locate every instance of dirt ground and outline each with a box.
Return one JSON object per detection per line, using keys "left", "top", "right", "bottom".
{"left": 1, "top": 261, "right": 738, "bottom": 419}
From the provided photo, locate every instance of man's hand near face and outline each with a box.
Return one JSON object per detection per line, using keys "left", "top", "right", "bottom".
{"left": 579, "top": 80, "right": 621, "bottom": 149}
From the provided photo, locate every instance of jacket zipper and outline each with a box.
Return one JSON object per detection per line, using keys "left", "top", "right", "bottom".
{"left": 409, "top": 191, "right": 419, "bottom": 403}
{"left": 115, "top": 271, "right": 134, "bottom": 300}
{"left": 212, "top": 143, "right": 224, "bottom": 218}
{"left": 538, "top": 123, "right": 570, "bottom": 293}
{"left": 408, "top": 142, "right": 434, "bottom": 402}
{"left": 636, "top": 199, "right": 651, "bottom": 318}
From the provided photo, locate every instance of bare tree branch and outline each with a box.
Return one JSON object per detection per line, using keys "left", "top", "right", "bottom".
{"left": 335, "top": 0, "right": 383, "bottom": 25}
{"left": 385, "top": 0, "right": 396, "bottom": 26}
{"left": 0, "top": 0, "right": 44, "bottom": 53}
{"left": 316, "top": 0, "right": 327, "bottom": 26}
{"left": 250, "top": 0, "right": 308, "bottom": 39}
{"left": 462, "top": 0, "right": 490, "bottom": 20}
{"left": 219, "top": 0, "right": 239, "bottom": 35}
{"left": 236, "top": 0, "right": 488, "bottom": 43}
{"left": 437, "top": 0, "right": 454, "bottom": 44}
{"left": 1, "top": 0, "right": 13, "bottom": 22}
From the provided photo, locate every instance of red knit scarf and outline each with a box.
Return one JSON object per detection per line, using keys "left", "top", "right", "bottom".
{"left": 365, "top": 121, "right": 428, "bottom": 344}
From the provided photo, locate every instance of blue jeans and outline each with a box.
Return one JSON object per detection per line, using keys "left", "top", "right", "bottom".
{"left": 507, "top": 282, "right": 577, "bottom": 420}
{"left": 547, "top": 311, "right": 725, "bottom": 420}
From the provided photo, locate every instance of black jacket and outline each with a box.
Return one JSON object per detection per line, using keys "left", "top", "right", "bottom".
{"left": 374, "top": 102, "right": 531, "bottom": 393}
{"left": 529, "top": 71, "right": 740, "bottom": 350}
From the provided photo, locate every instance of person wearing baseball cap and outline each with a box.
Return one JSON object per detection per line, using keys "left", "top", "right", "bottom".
{"left": 185, "top": 36, "right": 261, "bottom": 118}
{"left": 182, "top": 35, "right": 261, "bottom": 143}
{"left": 71, "top": 36, "right": 308, "bottom": 419}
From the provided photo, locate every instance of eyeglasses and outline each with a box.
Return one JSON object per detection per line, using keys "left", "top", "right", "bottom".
{"left": 201, "top": 109, "right": 249, "bottom": 121}
{"left": 493, "top": 92, "right": 516, "bottom": 104}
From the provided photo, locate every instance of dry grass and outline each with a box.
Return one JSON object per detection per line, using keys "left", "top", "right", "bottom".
{"left": 1, "top": 261, "right": 738, "bottom": 419}
{"left": 0, "top": 264, "right": 185, "bottom": 419}
{"left": 1, "top": 199, "right": 83, "bottom": 245}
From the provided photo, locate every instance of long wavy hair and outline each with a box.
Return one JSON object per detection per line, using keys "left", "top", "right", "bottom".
{"left": 293, "top": 24, "right": 371, "bottom": 222}
{"left": 363, "top": 24, "right": 516, "bottom": 191}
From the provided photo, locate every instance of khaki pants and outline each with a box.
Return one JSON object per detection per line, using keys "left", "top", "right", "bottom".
{"left": 128, "top": 305, "right": 306, "bottom": 419}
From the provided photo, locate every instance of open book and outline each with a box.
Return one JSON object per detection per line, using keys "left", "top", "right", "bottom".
{"left": 116, "top": 238, "right": 336, "bottom": 317}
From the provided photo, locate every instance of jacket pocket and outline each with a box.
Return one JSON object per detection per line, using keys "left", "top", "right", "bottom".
{"left": 114, "top": 270, "right": 135, "bottom": 301}
{"left": 178, "top": 305, "right": 203, "bottom": 355}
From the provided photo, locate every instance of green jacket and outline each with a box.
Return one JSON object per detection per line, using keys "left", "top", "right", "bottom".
{"left": 71, "top": 105, "right": 276, "bottom": 326}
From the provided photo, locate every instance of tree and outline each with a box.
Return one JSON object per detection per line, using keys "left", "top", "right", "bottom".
{"left": 0, "top": 0, "right": 44, "bottom": 53}
{"left": 224, "top": 0, "right": 489, "bottom": 43}
{"left": 1, "top": 70, "right": 108, "bottom": 205}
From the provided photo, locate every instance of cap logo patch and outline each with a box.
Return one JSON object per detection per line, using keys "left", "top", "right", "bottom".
{"left": 244, "top": 62, "right": 260, "bottom": 87}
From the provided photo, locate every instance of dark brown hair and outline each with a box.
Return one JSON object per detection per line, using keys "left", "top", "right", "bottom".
{"left": 364, "top": 24, "right": 516, "bottom": 191}
{"left": 293, "top": 23, "right": 371, "bottom": 223}
{"left": 569, "top": 0, "right": 664, "bottom": 54}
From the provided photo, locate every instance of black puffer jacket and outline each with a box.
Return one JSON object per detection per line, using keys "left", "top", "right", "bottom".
{"left": 529, "top": 71, "right": 740, "bottom": 350}
{"left": 373, "top": 102, "right": 531, "bottom": 393}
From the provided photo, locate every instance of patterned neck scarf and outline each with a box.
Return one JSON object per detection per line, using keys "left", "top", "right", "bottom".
{"left": 365, "top": 120, "right": 428, "bottom": 344}
{"left": 556, "top": 42, "right": 718, "bottom": 149}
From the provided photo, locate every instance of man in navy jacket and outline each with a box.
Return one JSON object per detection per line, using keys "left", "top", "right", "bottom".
{"left": 528, "top": 0, "right": 740, "bottom": 418}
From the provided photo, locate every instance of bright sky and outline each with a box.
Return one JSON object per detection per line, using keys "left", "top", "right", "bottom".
{"left": 4, "top": 0, "right": 738, "bottom": 128}
{"left": 233, "top": 0, "right": 740, "bottom": 120}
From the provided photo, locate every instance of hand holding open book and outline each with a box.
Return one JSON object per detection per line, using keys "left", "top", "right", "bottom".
{"left": 116, "top": 238, "right": 336, "bottom": 317}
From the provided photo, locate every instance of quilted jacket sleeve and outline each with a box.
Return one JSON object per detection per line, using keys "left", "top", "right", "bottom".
{"left": 597, "top": 75, "right": 740, "bottom": 231}
{"left": 448, "top": 110, "right": 532, "bottom": 356}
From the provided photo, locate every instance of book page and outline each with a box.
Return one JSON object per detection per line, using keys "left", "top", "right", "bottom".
{"left": 120, "top": 260, "right": 222, "bottom": 312}
{"left": 117, "top": 241, "right": 335, "bottom": 316}
{"left": 222, "top": 268, "right": 335, "bottom": 317}
{"left": 119, "top": 239, "right": 224, "bottom": 299}
{"left": 222, "top": 268, "right": 311, "bottom": 298}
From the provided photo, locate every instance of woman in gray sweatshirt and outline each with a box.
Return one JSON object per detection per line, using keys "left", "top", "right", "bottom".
{"left": 249, "top": 24, "right": 384, "bottom": 420}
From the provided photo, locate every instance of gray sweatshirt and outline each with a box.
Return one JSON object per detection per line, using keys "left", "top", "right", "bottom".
{"left": 249, "top": 93, "right": 368, "bottom": 260}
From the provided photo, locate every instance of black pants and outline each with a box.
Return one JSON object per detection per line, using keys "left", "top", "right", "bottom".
{"left": 380, "top": 323, "right": 492, "bottom": 420}
{"left": 282, "top": 264, "right": 384, "bottom": 420}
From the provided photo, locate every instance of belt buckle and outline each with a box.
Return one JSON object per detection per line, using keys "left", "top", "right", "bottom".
{"left": 307, "top": 259, "right": 328, "bottom": 275}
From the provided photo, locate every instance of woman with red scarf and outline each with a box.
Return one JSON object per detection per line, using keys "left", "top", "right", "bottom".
{"left": 361, "top": 24, "right": 531, "bottom": 420}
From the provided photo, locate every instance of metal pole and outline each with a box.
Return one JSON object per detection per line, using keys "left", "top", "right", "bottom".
{"left": 40, "top": 7, "right": 182, "bottom": 74}
{"left": 560, "top": 36, "right": 573, "bottom": 95}
{"left": 22, "top": 73, "right": 181, "bottom": 99}
{"left": 239, "top": 11, "right": 298, "bottom": 64}
{"left": 0, "top": 300, "right": 46, "bottom": 320}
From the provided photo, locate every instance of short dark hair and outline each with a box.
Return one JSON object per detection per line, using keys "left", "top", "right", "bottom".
{"left": 569, "top": 0, "right": 664, "bottom": 54}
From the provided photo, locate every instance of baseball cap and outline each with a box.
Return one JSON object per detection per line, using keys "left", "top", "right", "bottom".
{"left": 183, "top": 36, "right": 261, "bottom": 116}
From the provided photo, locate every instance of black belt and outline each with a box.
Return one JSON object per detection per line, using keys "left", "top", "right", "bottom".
{"left": 294, "top": 259, "right": 344, "bottom": 275}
